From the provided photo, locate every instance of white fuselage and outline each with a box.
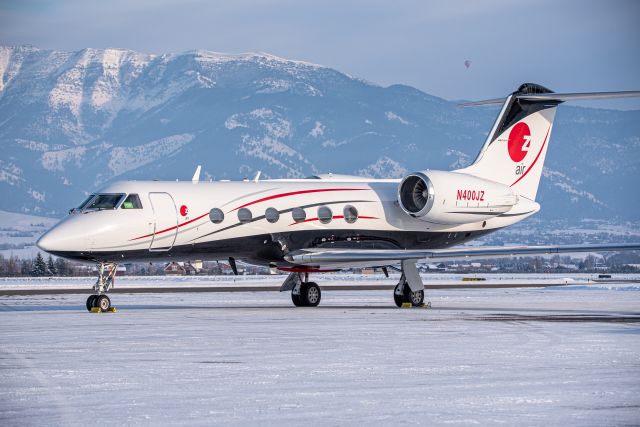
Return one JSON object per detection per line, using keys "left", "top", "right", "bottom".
{"left": 37, "top": 174, "right": 538, "bottom": 268}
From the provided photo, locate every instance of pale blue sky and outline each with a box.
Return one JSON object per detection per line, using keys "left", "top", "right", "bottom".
{"left": 1, "top": 0, "right": 639, "bottom": 107}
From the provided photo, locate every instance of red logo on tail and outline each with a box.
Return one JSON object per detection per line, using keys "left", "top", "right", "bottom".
{"left": 180, "top": 205, "right": 189, "bottom": 217}
{"left": 507, "top": 122, "right": 531, "bottom": 162}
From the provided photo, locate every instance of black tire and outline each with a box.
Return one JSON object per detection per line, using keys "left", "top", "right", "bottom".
{"left": 393, "top": 283, "right": 404, "bottom": 307}
{"left": 86, "top": 295, "right": 96, "bottom": 311}
{"left": 291, "top": 291, "right": 305, "bottom": 307}
{"left": 96, "top": 295, "right": 111, "bottom": 311}
{"left": 301, "top": 282, "right": 321, "bottom": 307}
{"left": 404, "top": 286, "right": 424, "bottom": 307}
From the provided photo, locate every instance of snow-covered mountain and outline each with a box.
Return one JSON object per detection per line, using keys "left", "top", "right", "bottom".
{"left": 1, "top": 45, "right": 639, "bottom": 220}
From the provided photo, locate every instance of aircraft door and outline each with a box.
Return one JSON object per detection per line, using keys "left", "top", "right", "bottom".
{"left": 148, "top": 192, "right": 178, "bottom": 251}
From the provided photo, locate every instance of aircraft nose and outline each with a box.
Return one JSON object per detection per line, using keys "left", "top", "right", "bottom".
{"left": 37, "top": 221, "right": 88, "bottom": 254}
{"left": 36, "top": 228, "right": 62, "bottom": 253}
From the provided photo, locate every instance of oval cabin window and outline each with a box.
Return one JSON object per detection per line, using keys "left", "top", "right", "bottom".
{"left": 265, "top": 207, "right": 280, "bottom": 223}
{"left": 292, "top": 207, "right": 306, "bottom": 223}
{"left": 343, "top": 205, "right": 358, "bottom": 223}
{"left": 209, "top": 208, "right": 224, "bottom": 224}
{"left": 238, "top": 208, "right": 252, "bottom": 224}
{"left": 318, "top": 206, "right": 332, "bottom": 224}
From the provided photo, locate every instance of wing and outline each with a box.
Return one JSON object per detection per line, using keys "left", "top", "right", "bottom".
{"left": 285, "top": 243, "right": 640, "bottom": 266}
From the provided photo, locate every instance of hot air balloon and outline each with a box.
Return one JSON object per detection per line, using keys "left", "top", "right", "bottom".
{"left": 464, "top": 60, "right": 471, "bottom": 69}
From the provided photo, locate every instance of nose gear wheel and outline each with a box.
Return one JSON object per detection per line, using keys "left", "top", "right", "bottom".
{"left": 86, "top": 262, "right": 117, "bottom": 312}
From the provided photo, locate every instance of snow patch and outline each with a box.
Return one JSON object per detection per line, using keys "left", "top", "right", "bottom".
{"left": 225, "top": 114, "right": 248, "bottom": 130}
{"left": 0, "top": 161, "right": 24, "bottom": 186}
{"left": 358, "top": 157, "right": 407, "bottom": 179}
{"left": 385, "top": 111, "right": 410, "bottom": 125}
{"left": 108, "top": 133, "right": 195, "bottom": 177}
{"left": 543, "top": 169, "right": 605, "bottom": 206}
{"left": 447, "top": 149, "right": 471, "bottom": 169}
{"left": 41, "top": 147, "right": 87, "bottom": 172}
{"left": 255, "top": 78, "right": 291, "bottom": 94}
{"left": 309, "top": 121, "right": 325, "bottom": 138}
{"left": 29, "top": 189, "right": 45, "bottom": 202}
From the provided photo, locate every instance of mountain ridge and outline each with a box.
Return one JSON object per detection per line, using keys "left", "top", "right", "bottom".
{"left": 0, "top": 45, "right": 638, "bottom": 220}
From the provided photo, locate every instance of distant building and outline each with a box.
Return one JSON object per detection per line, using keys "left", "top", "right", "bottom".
{"left": 164, "top": 261, "right": 197, "bottom": 275}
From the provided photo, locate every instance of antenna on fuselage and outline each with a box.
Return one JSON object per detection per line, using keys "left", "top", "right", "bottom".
{"left": 192, "top": 165, "right": 202, "bottom": 183}
{"left": 253, "top": 170, "right": 262, "bottom": 182}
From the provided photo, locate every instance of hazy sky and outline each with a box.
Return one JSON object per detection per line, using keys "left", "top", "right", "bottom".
{"left": 1, "top": 0, "right": 639, "bottom": 106}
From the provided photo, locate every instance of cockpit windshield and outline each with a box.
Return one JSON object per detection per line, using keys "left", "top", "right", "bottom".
{"left": 77, "top": 194, "right": 96, "bottom": 210}
{"left": 84, "top": 194, "right": 125, "bottom": 211}
{"left": 69, "top": 194, "right": 96, "bottom": 214}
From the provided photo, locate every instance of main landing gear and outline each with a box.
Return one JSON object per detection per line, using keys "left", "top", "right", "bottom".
{"left": 279, "top": 261, "right": 430, "bottom": 308}
{"left": 393, "top": 274, "right": 425, "bottom": 307}
{"left": 393, "top": 260, "right": 430, "bottom": 308}
{"left": 281, "top": 272, "right": 322, "bottom": 307}
{"left": 86, "top": 262, "right": 117, "bottom": 312}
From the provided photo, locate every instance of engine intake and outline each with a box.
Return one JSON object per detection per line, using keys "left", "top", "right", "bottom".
{"left": 398, "top": 172, "right": 434, "bottom": 217}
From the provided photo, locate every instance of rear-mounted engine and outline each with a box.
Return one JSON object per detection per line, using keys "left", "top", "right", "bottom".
{"left": 397, "top": 170, "right": 518, "bottom": 224}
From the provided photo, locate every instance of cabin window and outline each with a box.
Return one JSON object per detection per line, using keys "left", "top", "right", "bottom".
{"left": 121, "top": 194, "right": 143, "bottom": 209}
{"left": 344, "top": 205, "right": 358, "bottom": 223}
{"left": 265, "top": 208, "right": 280, "bottom": 223}
{"left": 292, "top": 207, "right": 306, "bottom": 223}
{"left": 238, "top": 208, "right": 252, "bottom": 224}
{"left": 209, "top": 208, "right": 224, "bottom": 224}
{"left": 318, "top": 206, "right": 332, "bottom": 224}
{"left": 84, "top": 194, "right": 125, "bottom": 211}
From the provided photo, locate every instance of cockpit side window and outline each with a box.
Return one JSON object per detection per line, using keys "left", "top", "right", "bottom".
{"left": 121, "top": 194, "right": 143, "bottom": 209}
{"left": 84, "top": 194, "right": 125, "bottom": 211}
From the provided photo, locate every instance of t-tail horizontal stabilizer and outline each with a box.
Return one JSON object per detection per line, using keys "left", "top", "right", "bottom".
{"left": 455, "top": 84, "right": 640, "bottom": 202}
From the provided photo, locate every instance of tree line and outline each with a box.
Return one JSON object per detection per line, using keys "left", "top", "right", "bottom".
{"left": 0, "top": 252, "right": 73, "bottom": 277}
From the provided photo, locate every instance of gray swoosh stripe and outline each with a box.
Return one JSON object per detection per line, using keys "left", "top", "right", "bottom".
{"left": 220, "top": 187, "right": 279, "bottom": 208}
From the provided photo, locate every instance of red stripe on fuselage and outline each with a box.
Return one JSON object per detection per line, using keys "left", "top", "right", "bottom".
{"left": 229, "top": 188, "right": 368, "bottom": 212}
{"left": 130, "top": 212, "right": 209, "bottom": 241}
{"left": 131, "top": 188, "right": 371, "bottom": 241}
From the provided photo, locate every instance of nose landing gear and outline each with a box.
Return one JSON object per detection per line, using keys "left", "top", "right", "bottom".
{"left": 86, "top": 262, "right": 117, "bottom": 312}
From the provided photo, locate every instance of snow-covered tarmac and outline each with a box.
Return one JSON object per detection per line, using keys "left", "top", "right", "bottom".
{"left": 1, "top": 275, "right": 639, "bottom": 426}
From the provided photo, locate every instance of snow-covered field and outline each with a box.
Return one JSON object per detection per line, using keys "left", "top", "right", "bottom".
{"left": 1, "top": 275, "right": 639, "bottom": 426}
{"left": 2, "top": 273, "right": 639, "bottom": 290}
{"left": 0, "top": 210, "right": 58, "bottom": 259}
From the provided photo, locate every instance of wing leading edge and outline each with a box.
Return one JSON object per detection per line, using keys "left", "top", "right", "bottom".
{"left": 285, "top": 243, "right": 640, "bottom": 266}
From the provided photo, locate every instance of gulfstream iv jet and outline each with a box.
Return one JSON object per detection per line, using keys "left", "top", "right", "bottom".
{"left": 37, "top": 84, "right": 640, "bottom": 311}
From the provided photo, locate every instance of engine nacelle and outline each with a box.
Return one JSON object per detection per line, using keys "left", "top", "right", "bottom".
{"left": 398, "top": 170, "right": 518, "bottom": 224}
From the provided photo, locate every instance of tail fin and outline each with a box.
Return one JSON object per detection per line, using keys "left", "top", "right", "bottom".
{"left": 457, "top": 83, "right": 640, "bottom": 201}
{"left": 457, "top": 83, "right": 558, "bottom": 201}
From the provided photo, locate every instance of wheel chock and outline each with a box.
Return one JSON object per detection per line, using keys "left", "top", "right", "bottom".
{"left": 399, "top": 302, "right": 432, "bottom": 309}
{"left": 89, "top": 307, "right": 117, "bottom": 313}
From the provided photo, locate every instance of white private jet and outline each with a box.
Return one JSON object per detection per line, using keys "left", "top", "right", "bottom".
{"left": 37, "top": 83, "right": 640, "bottom": 311}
